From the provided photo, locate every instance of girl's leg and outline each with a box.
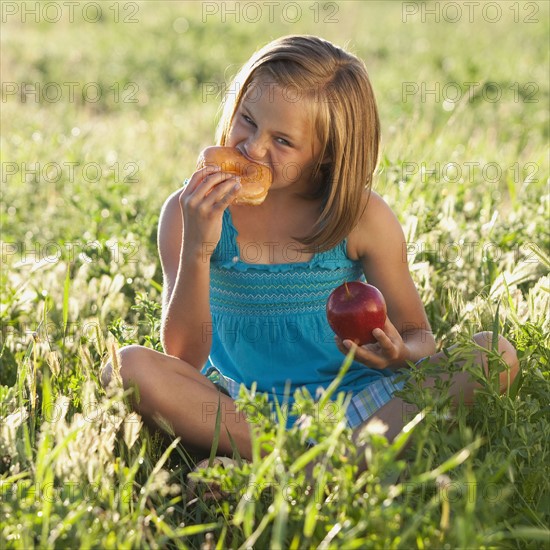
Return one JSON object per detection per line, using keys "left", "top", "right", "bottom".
{"left": 101, "top": 345, "right": 254, "bottom": 460}
{"left": 354, "top": 332, "right": 519, "bottom": 447}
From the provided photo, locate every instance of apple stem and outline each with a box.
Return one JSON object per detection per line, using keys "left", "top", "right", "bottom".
{"left": 344, "top": 282, "right": 350, "bottom": 298}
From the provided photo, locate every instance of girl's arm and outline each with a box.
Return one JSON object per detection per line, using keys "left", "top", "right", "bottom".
{"left": 158, "top": 167, "right": 241, "bottom": 368}
{"left": 342, "top": 191, "right": 436, "bottom": 370}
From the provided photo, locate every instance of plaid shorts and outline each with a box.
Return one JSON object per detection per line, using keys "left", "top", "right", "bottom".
{"left": 203, "top": 366, "right": 409, "bottom": 430}
{"left": 204, "top": 366, "right": 238, "bottom": 398}
{"left": 345, "top": 374, "right": 407, "bottom": 428}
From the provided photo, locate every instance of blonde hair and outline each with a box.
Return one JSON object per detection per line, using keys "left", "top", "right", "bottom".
{"left": 216, "top": 35, "right": 380, "bottom": 253}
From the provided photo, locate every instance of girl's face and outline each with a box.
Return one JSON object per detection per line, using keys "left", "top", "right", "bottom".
{"left": 226, "top": 76, "right": 322, "bottom": 195}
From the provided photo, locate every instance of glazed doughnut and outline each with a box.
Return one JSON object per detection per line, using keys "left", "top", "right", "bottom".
{"left": 197, "top": 146, "right": 272, "bottom": 206}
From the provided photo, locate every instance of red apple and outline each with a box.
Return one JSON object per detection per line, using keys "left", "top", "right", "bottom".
{"left": 326, "top": 281, "right": 387, "bottom": 345}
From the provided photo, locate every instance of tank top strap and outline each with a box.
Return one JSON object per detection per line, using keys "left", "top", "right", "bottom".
{"left": 311, "top": 237, "right": 355, "bottom": 270}
{"left": 211, "top": 209, "right": 241, "bottom": 267}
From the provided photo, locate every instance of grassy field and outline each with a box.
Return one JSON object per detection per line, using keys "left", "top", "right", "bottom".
{"left": 1, "top": 1, "right": 549, "bottom": 548}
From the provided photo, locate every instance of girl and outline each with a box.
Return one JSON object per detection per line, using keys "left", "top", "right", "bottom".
{"left": 103, "top": 35, "right": 518, "bottom": 460}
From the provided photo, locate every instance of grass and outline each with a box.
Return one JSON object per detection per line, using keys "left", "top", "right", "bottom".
{"left": 1, "top": 1, "right": 549, "bottom": 548}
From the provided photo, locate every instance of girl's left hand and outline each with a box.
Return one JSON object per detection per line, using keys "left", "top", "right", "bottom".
{"left": 334, "top": 317, "right": 409, "bottom": 370}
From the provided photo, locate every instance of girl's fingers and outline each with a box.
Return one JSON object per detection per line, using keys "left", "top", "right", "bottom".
{"left": 202, "top": 176, "right": 241, "bottom": 209}
{"left": 183, "top": 167, "right": 236, "bottom": 198}
{"left": 365, "top": 354, "right": 388, "bottom": 370}
{"left": 335, "top": 335, "right": 390, "bottom": 369}
{"left": 334, "top": 336, "right": 348, "bottom": 355}
{"left": 351, "top": 344, "right": 383, "bottom": 369}
{"left": 181, "top": 171, "right": 240, "bottom": 212}
{"left": 182, "top": 165, "right": 220, "bottom": 194}
{"left": 372, "top": 328, "right": 393, "bottom": 350}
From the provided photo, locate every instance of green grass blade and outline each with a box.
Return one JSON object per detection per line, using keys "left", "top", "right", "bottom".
{"left": 149, "top": 278, "right": 163, "bottom": 293}
{"left": 215, "top": 525, "right": 228, "bottom": 550}
{"left": 289, "top": 420, "right": 347, "bottom": 474}
{"left": 525, "top": 243, "right": 550, "bottom": 269}
{"left": 508, "top": 367, "right": 523, "bottom": 399}
{"left": 225, "top": 426, "right": 243, "bottom": 466}
{"left": 491, "top": 302, "right": 500, "bottom": 351}
{"left": 208, "top": 393, "right": 222, "bottom": 466}
{"left": 138, "top": 437, "right": 180, "bottom": 512}
{"left": 239, "top": 508, "right": 276, "bottom": 549}
{"left": 270, "top": 495, "right": 289, "bottom": 550}
{"left": 62, "top": 263, "right": 71, "bottom": 332}
{"left": 390, "top": 407, "right": 429, "bottom": 456}
{"left": 505, "top": 527, "right": 550, "bottom": 542}
{"left": 119, "top": 441, "right": 147, "bottom": 515}
{"left": 317, "top": 347, "right": 354, "bottom": 409}
{"left": 303, "top": 497, "right": 321, "bottom": 539}
{"left": 415, "top": 438, "right": 484, "bottom": 485}
{"left": 35, "top": 373, "right": 55, "bottom": 483}
{"left": 176, "top": 522, "right": 219, "bottom": 536}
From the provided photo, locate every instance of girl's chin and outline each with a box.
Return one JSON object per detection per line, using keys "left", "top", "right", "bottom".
{"left": 273, "top": 178, "right": 317, "bottom": 193}
{"left": 266, "top": 181, "right": 294, "bottom": 192}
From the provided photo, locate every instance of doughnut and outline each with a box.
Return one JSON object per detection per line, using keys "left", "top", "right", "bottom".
{"left": 197, "top": 146, "right": 272, "bottom": 206}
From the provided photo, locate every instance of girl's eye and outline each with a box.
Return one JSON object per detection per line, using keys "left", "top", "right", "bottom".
{"left": 241, "top": 113, "right": 291, "bottom": 147}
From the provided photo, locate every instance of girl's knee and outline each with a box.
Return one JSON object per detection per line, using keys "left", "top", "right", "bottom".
{"left": 472, "top": 331, "right": 519, "bottom": 389}
{"left": 101, "top": 344, "right": 153, "bottom": 388}
{"left": 117, "top": 343, "right": 150, "bottom": 363}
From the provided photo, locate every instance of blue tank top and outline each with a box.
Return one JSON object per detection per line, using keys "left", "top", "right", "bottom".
{"left": 202, "top": 208, "right": 395, "bottom": 412}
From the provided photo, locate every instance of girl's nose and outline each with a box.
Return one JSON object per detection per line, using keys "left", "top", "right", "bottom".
{"left": 243, "top": 136, "right": 267, "bottom": 162}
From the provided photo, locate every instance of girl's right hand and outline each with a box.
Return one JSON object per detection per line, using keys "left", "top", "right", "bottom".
{"left": 178, "top": 166, "right": 242, "bottom": 259}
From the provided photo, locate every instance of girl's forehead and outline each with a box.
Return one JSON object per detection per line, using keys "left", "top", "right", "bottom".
{"left": 242, "top": 77, "right": 281, "bottom": 102}
{"left": 241, "top": 77, "right": 316, "bottom": 118}
{"left": 246, "top": 87, "right": 303, "bottom": 118}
